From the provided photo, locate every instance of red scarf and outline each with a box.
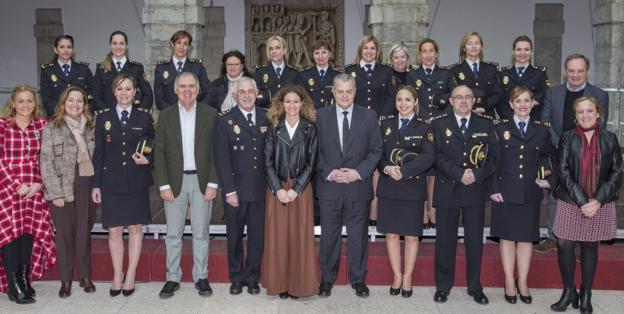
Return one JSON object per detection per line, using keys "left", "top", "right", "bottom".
{"left": 575, "top": 124, "right": 601, "bottom": 198}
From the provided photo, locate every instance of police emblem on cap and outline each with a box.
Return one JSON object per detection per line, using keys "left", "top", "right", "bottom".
{"left": 262, "top": 74, "right": 269, "bottom": 83}
{"left": 51, "top": 74, "right": 58, "bottom": 82}
{"left": 163, "top": 71, "right": 169, "bottom": 79}
{"left": 233, "top": 125, "right": 241, "bottom": 134}
{"left": 104, "top": 121, "right": 112, "bottom": 131}
{"left": 416, "top": 79, "right": 422, "bottom": 87}
{"left": 458, "top": 72, "right": 465, "bottom": 81}
{"left": 308, "top": 78, "right": 314, "bottom": 86}
{"left": 503, "top": 130, "right": 510, "bottom": 140}
{"left": 503, "top": 76, "right": 509, "bottom": 85}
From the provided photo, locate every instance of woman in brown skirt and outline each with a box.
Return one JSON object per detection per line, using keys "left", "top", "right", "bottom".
{"left": 550, "top": 96, "right": 622, "bottom": 313}
{"left": 263, "top": 85, "right": 318, "bottom": 299}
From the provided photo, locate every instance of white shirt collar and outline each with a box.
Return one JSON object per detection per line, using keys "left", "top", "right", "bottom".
{"left": 466, "top": 59, "right": 480, "bottom": 69}
{"left": 566, "top": 81, "right": 587, "bottom": 92}
{"left": 57, "top": 59, "right": 72, "bottom": 68}
{"left": 112, "top": 56, "right": 127, "bottom": 69}
{"left": 116, "top": 105, "right": 132, "bottom": 117}
{"left": 454, "top": 113, "right": 471, "bottom": 127}
{"left": 422, "top": 64, "right": 436, "bottom": 72}
{"left": 238, "top": 106, "right": 256, "bottom": 120}
{"left": 272, "top": 61, "right": 284, "bottom": 73}
{"left": 360, "top": 60, "right": 376, "bottom": 70}
{"left": 178, "top": 102, "right": 197, "bottom": 113}
{"left": 316, "top": 65, "right": 329, "bottom": 73}
{"left": 172, "top": 56, "right": 187, "bottom": 66}
{"left": 336, "top": 104, "right": 354, "bottom": 116}
{"left": 513, "top": 115, "right": 530, "bottom": 126}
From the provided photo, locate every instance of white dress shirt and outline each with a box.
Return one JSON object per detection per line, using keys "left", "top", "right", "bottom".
{"left": 112, "top": 56, "right": 127, "bottom": 70}
{"left": 115, "top": 105, "right": 132, "bottom": 120}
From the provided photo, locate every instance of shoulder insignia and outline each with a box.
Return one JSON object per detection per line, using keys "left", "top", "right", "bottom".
{"left": 476, "top": 113, "right": 493, "bottom": 120}
{"left": 255, "top": 64, "right": 267, "bottom": 69}
{"left": 128, "top": 59, "right": 142, "bottom": 66}
{"left": 416, "top": 117, "right": 430, "bottom": 124}
{"left": 493, "top": 119, "right": 501, "bottom": 125}
{"left": 411, "top": 64, "right": 421, "bottom": 71}
{"left": 482, "top": 60, "right": 499, "bottom": 66}
{"left": 74, "top": 60, "right": 89, "bottom": 66}
{"left": 330, "top": 67, "right": 339, "bottom": 72}
{"left": 533, "top": 120, "right": 551, "bottom": 127}
{"left": 344, "top": 63, "right": 356, "bottom": 69}
{"left": 427, "top": 113, "right": 448, "bottom": 124}
{"left": 379, "top": 115, "right": 395, "bottom": 121}
{"left": 218, "top": 109, "right": 231, "bottom": 116}
{"left": 498, "top": 66, "right": 512, "bottom": 71}
{"left": 157, "top": 59, "right": 171, "bottom": 65}
{"left": 41, "top": 63, "right": 54, "bottom": 69}
{"left": 188, "top": 58, "right": 202, "bottom": 63}
{"left": 136, "top": 107, "right": 153, "bottom": 115}
{"left": 448, "top": 62, "right": 462, "bottom": 68}
{"left": 436, "top": 64, "right": 450, "bottom": 70}
{"left": 302, "top": 66, "right": 313, "bottom": 71}
{"left": 535, "top": 65, "right": 547, "bottom": 72}
{"left": 95, "top": 108, "right": 110, "bottom": 116}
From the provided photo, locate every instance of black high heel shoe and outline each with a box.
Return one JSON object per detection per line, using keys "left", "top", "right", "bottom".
{"left": 389, "top": 286, "right": 400, "bottom": 295}
{"left": 401, "top": 288, "right": 412, "bottom": 298}
{"left": 110, "top": 274, "right": 125, "bottom": 297}
{"left": 504, "top": 282, "right": 517, "bottom": 304}
{"left": 516, "top": 281, "right": 532, "bottom": 304}
{"left": 550, "top": 287, "right": 579, "bottom": 311}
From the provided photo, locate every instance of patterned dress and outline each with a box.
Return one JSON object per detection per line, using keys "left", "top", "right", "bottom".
{"left": 0, "top": 117, "right": 56, "bottom": 293}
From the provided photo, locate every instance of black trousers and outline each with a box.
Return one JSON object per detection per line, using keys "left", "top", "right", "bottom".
{"left": 435, "top": 205, "right": 485, "bottom": 293}
{"left": 319, "top": 197, "right": 370, "bottom": 284}
{"left": 1, "top": 234, "right": 33, "bottom": 272}
{"left": 224, "top": 200, "right": 265, "bottom": 284}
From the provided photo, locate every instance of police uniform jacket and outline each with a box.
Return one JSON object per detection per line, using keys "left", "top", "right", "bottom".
{"left": 490, "top": 119, "right": 556, "bottom": 204}
{"left": 40, "top": 60, "right": 95, "bottom": 117}
{"left": 498, "top": 64, "right": 550, "bottom": 119}
{"left": 406, "top": 65, "right": 457, "bottom": 119}
{"left": 92, "top": 107, "right": 155, "bottom": 194}
{"left": 253, "top": 64, "right": 298, "bottom": 108}
{"left": 214, "top": 107, "right": 270, "bottom": 202}
{"left": 431, "top": 113, "right": 500, "bottom": 207}
{"left": 295, "top": 66, "right": 340, "bottom": 108}
{"left": 265, "top": 118, "right": 318, "bottom": 194}
{"left": 450, "top": 60, "right": 502, "bottom": 116}
{"left": 345, "top": 63, "right": 397, "bottom": 116}
{"left": 153, "top": 58, "right": 211, "bottom": 110}
{"left": 93, "top": 60, "right": 154, "bottom": 111}
{"left": 376, "top": 115, "right": 434, "bottom": 201}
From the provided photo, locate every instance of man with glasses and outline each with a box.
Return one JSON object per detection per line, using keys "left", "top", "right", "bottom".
{"left": 430, "top": 85, "right": 500, "bottom": 305}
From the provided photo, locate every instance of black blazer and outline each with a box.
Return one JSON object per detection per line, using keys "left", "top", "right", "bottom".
{"left": 431, "top": 113, "right": 500, "bottom": 207}
{"left": 253, "top": 64, "right": 298, "bottom": 108}
{"left": 265, "top": 118, "right": 317, "bottom": 194}
{"left": 450, "top": 60, "right": 502, "bottom": 116}
{"left": 344, "top": 63, "right": 397, "bottom": 116}
{"left": 490, "top": 119, "right": 557, "bottom": 204}
{"left": 498, "top": 64, "right": 550, "bottom": 119}
{"left": 40, "top": 60, "right": 95, "bottom": 117}
{"left": 406, "top": 65, "right": 457, "bottom": 119}
{"left": 295, "top": 67, "right": 341, "bottom": 108}
{"left": 315, "top": 105, "right": 383, "bottom": 201}
{"left": 553, "top": 129, "right": 623, "bottom": 206}
{"left": 376, "top": 116, "right": 434, "bottom": 201}
{"left": 153, "top": 58, "right": 211, "bottom": 110}
{"left": 93, "top": 60, "right": 154, "bottom": 111}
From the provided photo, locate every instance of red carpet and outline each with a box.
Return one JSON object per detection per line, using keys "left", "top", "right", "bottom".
{"left": 40, "top": 239, "right": 624, "bottom": 290}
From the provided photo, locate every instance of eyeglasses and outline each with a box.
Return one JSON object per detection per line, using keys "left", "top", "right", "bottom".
{"left": 226, "top": 63, "right": 242, "bottom": 67}
{"left": 451, "top": 95, "right": 475, "bottom": 101}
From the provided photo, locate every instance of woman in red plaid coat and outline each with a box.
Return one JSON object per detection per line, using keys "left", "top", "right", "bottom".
{"left": 0, "top": 85, "right": 56, "bottom": 304}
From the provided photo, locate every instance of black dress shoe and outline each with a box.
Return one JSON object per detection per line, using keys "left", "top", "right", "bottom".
{"left": 318, "top": 281, "right": 333, "bottom": 297}
{"left": 110, "top": 288, "right": 121, "bottom": 297}
{"left": 247, "top": 282, "right": 260, "bottom": 295}
{"left": 429, "top": 222, "right": 436, "bottom": 229}
{"left": 59, "top": 281, "right": 72, "bottom": 298}
{"left": 122, "top": 288, "right": 135, "bottom": 297}
{"left": 195, "top": 279, "right": 213, "bottom": 296}
{"left": 423, "top": 223, "right": 431, "bottom": 230}
{"left": 352, "top": 282, "right": 370, "bottom": 298}
{"left": 369, "top": 219, "right": 377, "bottom": 226}
{"left": 551, "top": 287, "right": 579, "bottom": 311}
{"left": 230, "top": 281, "right": 244, "bottom": 295}
{"left": 519, "top": 293, "right": 532, "bottom": 304}
{"left": 79, "top": 278, "right": 96, "bottom": 293}
{"left": 468, "top": 290, "right": 489, "bottom": 305}
{"left": 401, "top": 288, "right": 412, "bottom": 298}
{"left": 504, "top": 293, "right": 517, "bottom": 304}
{"left": 158, "top": 281, "right": 180, "bottom": 299}
{"left": 279, "top": 292, "right": 290, "bottom": 299}
{"left": 433, "top": 290, "right": 448, "bottom": 303}
{"left": 389, "top": 286, "right": 401, "bottom": 296}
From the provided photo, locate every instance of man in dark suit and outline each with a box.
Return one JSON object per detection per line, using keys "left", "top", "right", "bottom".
{"left": 537, "top": 53, "right": 609, "bottom": 252}
{"left": 316, "top": 74, "right": 383, "bottom": 298}
{"left": 431, "top": 85, "right": 500, "bottom": 305}
{"left": 154, "top": 72, "right": 219, "bottom": 298}
{"left": 214, "top": 77, "right": 270, "bottom": 295}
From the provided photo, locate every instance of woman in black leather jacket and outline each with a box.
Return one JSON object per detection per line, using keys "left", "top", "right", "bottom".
{"left": 261, "top": 84, "right": 318, "bottom": 299}
{"left": 550, "top": 96, "right": 622, "bottom": 314}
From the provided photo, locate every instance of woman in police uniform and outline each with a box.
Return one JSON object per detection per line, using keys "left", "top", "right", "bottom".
{"left": 489, "top": 85, "right": 556, "bottom": 304}
{"left": 93, "top": 31, "right": 153, "bottom": 111}
{"left": 40, "top": 35, "right": 95, "bottom": 117}
{"left": 91, "top": 74, "right": 154, "bottom": 297}
{"left": 295, "top": 39, "right": 340, "bottom": 109}
{"left": 498, "top": 35, "right": 550, "bottom": 120}
{"left": 376, "top": 85, "right": 434, "bottom": 298}
{"left": 253, "top": 35, "right": 298, "bottom": 108}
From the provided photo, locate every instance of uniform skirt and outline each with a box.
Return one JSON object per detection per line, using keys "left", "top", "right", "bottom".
{"left": 490, "top": 202, "right": 540, "bottom": 242}
{"left": 553, "top": 200, "right": 616, "bottom": 242}
{"left": 377, "top": 198, "right": 424, "bottom": 236}
{"left": 101, "top": 190, "right": 151, "bottom": 228}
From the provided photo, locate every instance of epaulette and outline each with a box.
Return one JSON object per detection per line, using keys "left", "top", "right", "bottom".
{"left": 95, "top": 108, "right": 110, "bottom": 116}
{"left": 493, "top": 118, "right": 508, "bottom": 125}
{"left": 475, "top": 113, "right": 494, "bottom": 120}
{"left": 302, "top": 66, "right": 313, "bottom": 71}
{"left": 41, "top": 63, "right": 54, "bottom": 69}
{"left": 426, "top": 113, "right": 448, "bottom": 124}
{"left": 74, "top": 60, "right": 89, "bottom": 66}
{"left": 288, "top": 65, "right": 301, "bottom": 71}
{"left": 533, "top": 120, "right": 551, "bottom": 127}
{"left": 136, "top": 107, "right": 153, "bottom": 115}
{"left": 218, "top": 108, "right": 231, "bottom": 116}
{"left": 330, "top": 67, "right": 339, "bottom": 72}
{"left": 498, "top": 66, "right": 512, "bottom": 71}
{"left": 128, "top": 59, "right": 142, "bottom": 66}
{"left": 482, "top": 60, "right": 499, "bottom": 66}
{"left": 344, "top": 63, "right": 356, "bottom": 68}
{"left": 157, "top": 59, "right": 171, "bottom": 65}
{"left": 448, "top": 62, "right": 462, "bottom": 68}
{"left": 416, "top": 117, "right": 429, "bottom": 124}
{"left": 188, "top": 58, "right": 202, "bottom": 63}
{"left": 437, "top": 64, "right": 451, "bottom": 70}
{"left": 379, "top": 115, "right": 395, "bottom": 121}
{"left": 255, "top": 64, "right": 267, "bottom": 69}
{"left": 411, "top": 64, "right": 420, "bottom": 70}
{"left": 534, "top": 65, "right": 547, "bottom": 72}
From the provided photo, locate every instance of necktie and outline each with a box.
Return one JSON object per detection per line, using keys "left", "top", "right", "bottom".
{"left": 399, "top": 118, "right": 409, "bottom": 131}
{"left": 517, "top": 66, "right": 525, "bottom": 77}
{"left": 460, "top": 118, "right": 468, "bottom": 138}
{"left": 365, "top": 64, "right": 373, "bottom": 75}
{"left": 472, "top": 63, "right": 479, "bottom": 76}
{"left": 276, "top": 67, "right": 281, "bottom": 78}
{"left": 116, "top": 61, "right": 122, "bottom": 71}
{"left": 177, "top": 61, "right": 183, "bottom": 73}
{"left": 425, "top": 68, "right": 432, "bottom": 77}
{"left": 342, "top": 111, "right": 349, "bottom": 151}
{"left": 62, "top": 64, "right": 70, "bottom": 76}
{"left": 518, "top": 121, "right": 526, "bottom": 138}
{"left": 247, "top": 113, "right": 254, "bottom": 127}
{"left": 319, "top": 69, "right": 325, "bottom": 79}
{"left": 121, "top": 110, "right": 129, "bottom": 125}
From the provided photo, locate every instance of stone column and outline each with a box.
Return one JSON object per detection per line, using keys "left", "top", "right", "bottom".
{"left": 533, "top": 4, "right": 564, "bottom": 85}
{"left": 143, "top": 0, "right": 205, "bottom": 85}
{"left": 367, "top": 0, "right": 429, "bottom": 62}
{"left": 591, "top": 0, "right": 624, "bottom": 137}
{"left": 202, "top": 6, "right": 225, "bottom": 80}
{"left": 33, "top": 9, "right": 63, "bottom": 81}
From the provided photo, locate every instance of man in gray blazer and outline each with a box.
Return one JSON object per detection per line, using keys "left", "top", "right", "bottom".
{"left": 539, "top": 53, "right": 609, "bottom": 252}
{"left": 316, "top": 74, "right": 383, "bottom": 298}
{"left": 154, "top": 72, "right": 219, "bottom": 298}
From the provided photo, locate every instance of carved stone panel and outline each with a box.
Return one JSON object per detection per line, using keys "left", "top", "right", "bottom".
{"left": 246, "top": 1, "right": 344, "bottom": 70}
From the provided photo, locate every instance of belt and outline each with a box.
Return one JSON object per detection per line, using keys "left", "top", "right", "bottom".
{"left": 183, "top": 170, "right": 197, "bottom": 175}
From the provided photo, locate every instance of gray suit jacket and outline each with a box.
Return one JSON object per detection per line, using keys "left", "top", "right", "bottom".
{"left": 154, "top": 103, "right": 219, "bottom": 197}
{"left": 541, "top": 82, "right": 609, "bottom": 145}
{"left": 315, "top": 104, "right": 383, "bottom": 201}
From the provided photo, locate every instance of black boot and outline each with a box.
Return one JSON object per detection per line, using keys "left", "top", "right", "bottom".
{"left": 6, "top": 272, "right": 36, "bottom": 304}
{"left": 550, "top": 287, "right": 579, "bottom": 312}
{"left": 579, "top": 287, "right": 593, "bottom": 314}
{"left": 18, "top": 264, "right": 35, "bottom": 297}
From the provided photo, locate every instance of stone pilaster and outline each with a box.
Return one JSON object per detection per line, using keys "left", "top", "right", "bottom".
{"left": 533, "top": 4, "right": 564, "bottom": 85}
{"left": 33, "top": 9, "right": 63, "bottom": 81}
{"left": 367, "top": 0, "right": 429, "bottom": 62}
{"left": 202, "top": 6, "right": 225, "bottom": 80}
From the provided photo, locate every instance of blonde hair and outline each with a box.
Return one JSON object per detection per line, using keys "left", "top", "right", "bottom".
{"left": 48, "top": 86, "right": 95, "bottom": 128}
{"left": 267, "top": 85, "right": 316, "bottom": 127}
{"left": 354, "top": 35, "right": 383, "bottom": 64}
{"left": 265, "top": 35, "right": 288, "bottom": 62}
{"left": 458, "top": 32, "right": 485, "bottom": 62}
{"left": 388, "top": 44, "right": 412, "bottom": 71}
{"left": 1, "top": 84, "right": 45, "bottom": 119}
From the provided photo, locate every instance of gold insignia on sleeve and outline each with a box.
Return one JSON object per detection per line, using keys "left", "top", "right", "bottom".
{"left": 233, "top": 125, "right": 241, "bottom": 134}
{"left": 262, "top": 73, "right": 269, "bottom": 83}
{"left": 163, "top": 71, "right": 169, "bottom": 79}
{"left": 503, "top": 76, "right": 509, "bottom": 85}
{"left": 385, "top": 127, "right": 392, "bottom": 136}
{"left": 351, "top": 72, "right": 356, "bottom": 78}
{"left": 458, "top": 72, "right": 465, "bottom": 81}
{"left": 416, "top": 79, "right": 422, "bottom": 87}
{"left": 104, "top": 121, "right": 112, "bottom": 131}
{"left": 445, "top": 128, "right": 452, "bottom": 137}
{"left": 51, "top": 74, "right": 57, "bottom": 82}
{"left": 308, "top": 78, "right": 315, "bottom": 86}
{"left": 503, "top": 130, "right": 510, "bottom": 140}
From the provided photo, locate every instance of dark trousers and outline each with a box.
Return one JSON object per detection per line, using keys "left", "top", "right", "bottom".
{"left": 435, "top": 205, "right": 485, "bottom": 293}
{"left": 1, "top": 235, "right": 33, "bottom": 272}
{"left": 319, "top": 197, "right": 370, "bottom": 284}
{"left": 224, "top": 200, "right": 265, "bottom": 284}
{"left": 49, "top": 173, "right": 96, "bottom": 281}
